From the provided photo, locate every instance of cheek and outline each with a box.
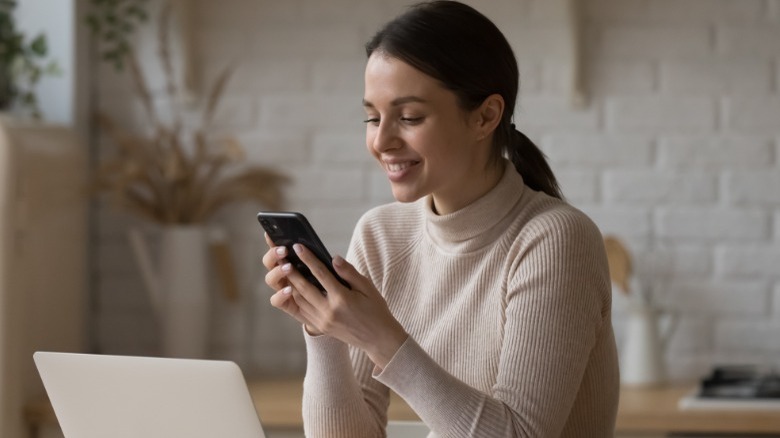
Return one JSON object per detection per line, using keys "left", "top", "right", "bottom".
{"left": 415, "top": 131, "right": 451, "bottom": 161}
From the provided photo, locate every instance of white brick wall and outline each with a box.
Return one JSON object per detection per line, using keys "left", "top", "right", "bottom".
{"left": 774, "top": 283, "right": 780, "bottom": 316}
{"left": 656, "top": 207, "right": 769, "bottom": 241}
{"left": 657, "top": 278, "right": 770, "bottom": 317}
{"left": 725, "top": 171, "right": 780, "bottom": 204}
{"left": 92, "top": 0, "right": 780, "bottom": 381}
{"left": 606, "top": 97, "right": 718, "bottom": 132}
{"left": 660, "top": 59, "right": 773, "bottom": 95}
{"left": 718, "top": 26, "right": 780, "bottom": 57}
{"left": 544, "top": 134, "right": 655, "bottom": 167}
{"left": 716, "top": 245, "right": 780, "bottom": 277}
{"left": 658, "top": 136, "right": 774, "bottom": 169}
{"left": 603, "top": 170, "right": 717, "bottom": 204}
{"left": 775, "top": 209, "right": 780, "bottom": 240}
{"left": 715, "top": 320, "right": 780, "bottom": 354}
{"left": 723, "top": 97, "right": 780, "bottom": 132}
{"left": 587, "top": 60, "right": 656, "bottom": 94}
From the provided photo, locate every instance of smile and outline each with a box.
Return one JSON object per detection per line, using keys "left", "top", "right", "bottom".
{"left": 383, "top": 160, "right": 420, "bottom": 182}
{"left": 386, "top": 161, "right": 418, "bottom": 172}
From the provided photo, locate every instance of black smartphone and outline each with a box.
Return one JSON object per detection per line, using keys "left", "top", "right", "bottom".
{"left": 257, "top": 211, "right": 349, "bottom": 294}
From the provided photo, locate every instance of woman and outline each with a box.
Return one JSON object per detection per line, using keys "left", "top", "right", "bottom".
{"left": 262, "top": 1, "right": 619, "bottom": 436}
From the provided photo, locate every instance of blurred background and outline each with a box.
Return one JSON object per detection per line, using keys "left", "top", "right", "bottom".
{"left": 1, "top": 0, "right": 779, "bottom": 437}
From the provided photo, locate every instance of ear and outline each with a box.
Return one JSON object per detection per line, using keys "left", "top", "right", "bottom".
{"left": 473, "top": 94, "right": 504, "bottom": 141}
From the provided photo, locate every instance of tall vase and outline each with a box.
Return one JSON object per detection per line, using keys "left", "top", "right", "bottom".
{"left": 620, "top": 302, "right": 678, "bottom": 387}
{"left": 129, "top": 226, "right": 211, "bottom": 359}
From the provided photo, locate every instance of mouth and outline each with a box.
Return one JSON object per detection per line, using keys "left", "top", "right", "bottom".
{"left": 386, "top": 161, "right": 418, "bottom": 172}
{"left": 382, "top": 159, "right": 420, "bottom": 181}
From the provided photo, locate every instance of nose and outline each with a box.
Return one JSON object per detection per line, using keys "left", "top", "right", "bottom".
{"left": 368, "top": 120, "right": 401, "bottom": 154}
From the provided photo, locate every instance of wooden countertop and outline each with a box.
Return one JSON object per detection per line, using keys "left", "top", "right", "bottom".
{"left": 246, "top": 378, "right": 419, "bottom": 429}
{"left": 616, "top": 384, "right": 780, "bottom": 434}
{"left": 25, "top": 378, "right": 780, "bottom": 434}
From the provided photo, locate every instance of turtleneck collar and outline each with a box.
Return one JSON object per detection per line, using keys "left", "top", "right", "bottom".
{"left": 423, "top": 160, "right": 525, "bottom": 253}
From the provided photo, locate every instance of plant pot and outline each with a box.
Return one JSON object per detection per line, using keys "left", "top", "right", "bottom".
{"left": 129, "top": 226, "right": 211, "bottom": 359}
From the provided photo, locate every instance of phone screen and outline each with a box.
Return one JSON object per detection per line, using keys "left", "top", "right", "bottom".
{"left": 257, "top": 211, "right": 349, "bottom": 293}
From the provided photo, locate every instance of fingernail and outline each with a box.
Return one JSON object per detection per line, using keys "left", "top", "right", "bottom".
{"left": 333, "top": 255, "right": 345, "bottom": 267}
{"left": 293, "top": 243, "right": 303, "bottom": 254}
{"left": 275, "top": 246, "right": 286, "bottom": 257}
{"left": 281, "top": 263, "right": 292, "bottom": 273}
{"left": 281, "top": 286, "right": 292, "bottom": 295}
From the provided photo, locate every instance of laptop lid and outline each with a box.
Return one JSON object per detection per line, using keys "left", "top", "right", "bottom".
{"left": 33, "top": 352, "right": 267, "bottom": 438}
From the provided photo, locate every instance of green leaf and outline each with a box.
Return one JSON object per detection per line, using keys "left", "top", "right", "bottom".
{"left": 103, "top": 29, "right": 118, "bottom": 41}
{"left": 125, "top": 5, "right": 147, "bottom": 21}
{"left": 44, "top": 61, "right": 61, "bottom": 75}
{"left": 101, "top": 49, "right": 116, "bottom": 63}
{"left": 29, "top": 67, "right": 42, "bottom": 84}
{"left": 30, "top": 34, "right": 47, "bottom": 56}
{"left": 21, "top": 90, "right": 34, "bottom": 104}
{"left": 85, "top": 15, "right": 101, "bottom": 34}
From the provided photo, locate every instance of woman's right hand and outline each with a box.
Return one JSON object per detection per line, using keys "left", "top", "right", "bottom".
{"left": 262, "top": 233, "right": 318, "bottom": 331}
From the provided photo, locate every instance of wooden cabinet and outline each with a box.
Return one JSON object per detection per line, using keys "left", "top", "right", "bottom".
{"left": 0, "top": 116, "right": 88, "bottom": 438}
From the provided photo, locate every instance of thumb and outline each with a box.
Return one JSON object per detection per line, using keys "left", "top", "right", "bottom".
{"left": 332, "top": 255, "right": 368, "bottom": 290}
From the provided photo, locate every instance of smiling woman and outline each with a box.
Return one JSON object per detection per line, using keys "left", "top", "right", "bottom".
{"left": 260, "top": 2, "right": 619, "bottom": 437}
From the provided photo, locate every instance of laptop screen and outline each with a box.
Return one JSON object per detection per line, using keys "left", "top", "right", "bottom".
{"left": 34, "top": 352, "right": 267, "bottom": 438}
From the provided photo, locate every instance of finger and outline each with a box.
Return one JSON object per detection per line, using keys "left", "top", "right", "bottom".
{"left": 331, "top": 255, "right": 360, "bottom": 286}
{"left": 262, "top": 248, "right": 279, "bottom": 270}
{"left": 263, "top": 232, "right": 288, "bottom": 261}
{"left": 262, "top": 248, "right": 289, "bottom": 273}
{"left": 270, "top": 287, "right": 311, "bottom": 327}
{"left": 331, "top": 255, "right": 372, "bottom": 297}
{"left": 285, "top": 263, "right": 328, "bottom": 306}
{"left": 290, "top": 288, "right": 325, "bottom": 331}
{"left": 264, "top": 231, "right": 275, "bottom": 248}
{"left": 269, "top": 286, "right": 294, "bottom": 308}
{"left": 264, "top": 263, "right": 290, "bottom": 290}
{"left": 292, "top": 243, "right": 347, "bottom": 297}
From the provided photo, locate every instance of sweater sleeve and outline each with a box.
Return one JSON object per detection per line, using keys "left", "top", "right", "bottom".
{"left": 301, "top": 333, "right": 388, "bottom": 437}
{"left": 374, "top": 210, "right": 610, "bottom": 437}
{"left": 300, "top": 216, "right": 392, "bottom": 437}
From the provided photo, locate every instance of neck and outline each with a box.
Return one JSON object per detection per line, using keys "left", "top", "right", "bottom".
{"left": 432, "top": 161, "right": 505, "bottom": 215}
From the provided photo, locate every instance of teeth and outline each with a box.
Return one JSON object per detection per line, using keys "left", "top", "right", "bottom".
{"left": 387, "top": 162, "right": 414, "bottom": 172}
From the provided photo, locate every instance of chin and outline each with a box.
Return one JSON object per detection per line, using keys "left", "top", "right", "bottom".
{"left": 390, "top": 187, "right": 424, "bottom": 204}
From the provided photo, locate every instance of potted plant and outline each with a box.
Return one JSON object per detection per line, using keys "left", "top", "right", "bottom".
{"left": 86, "top": 0, "right": 288, "bottom": 358}
{"left": 0, "top": 0, "right": 59, "bottom": 119}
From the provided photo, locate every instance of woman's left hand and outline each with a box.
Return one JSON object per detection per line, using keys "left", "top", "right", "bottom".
{"left": 282, "top": 243, "right": 408, "bottom": 369}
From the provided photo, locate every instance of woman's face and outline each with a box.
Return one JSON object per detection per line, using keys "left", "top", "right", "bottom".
{"left": 363, "top": 53, "right": 494, "bottom": 215}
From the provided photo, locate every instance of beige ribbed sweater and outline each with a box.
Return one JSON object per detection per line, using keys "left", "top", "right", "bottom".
{"left": 302, "top": 161, "right": 620, "bottom": 437}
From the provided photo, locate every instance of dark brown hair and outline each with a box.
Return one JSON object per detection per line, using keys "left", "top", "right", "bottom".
{"left": 365, "top": 1, "right": 562, "bottom": 199}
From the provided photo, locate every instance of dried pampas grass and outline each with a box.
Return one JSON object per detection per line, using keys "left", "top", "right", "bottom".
{"left": 93, "top": 1, "right": 288, "bottom": 224}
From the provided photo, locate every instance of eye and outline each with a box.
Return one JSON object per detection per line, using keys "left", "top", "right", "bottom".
{"left": 363, "top": 117, "right": 380, "bottom": 125}
{"left": 400, "top": 116, "right": 424, "bottom": 125}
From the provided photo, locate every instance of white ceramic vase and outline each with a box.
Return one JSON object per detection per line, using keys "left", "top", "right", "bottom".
{"left": 129, "top": 226, "right": 211, "bottom": 359}
{"left": 620, "top": 302, "right": 677, "bottom": 387}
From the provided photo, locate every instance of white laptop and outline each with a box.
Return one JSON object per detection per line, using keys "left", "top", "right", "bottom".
{"left": 34, "top": 351, "right": 267, "bottom": 438}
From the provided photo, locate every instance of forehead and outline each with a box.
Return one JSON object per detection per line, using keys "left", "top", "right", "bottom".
{"left": 363, "top": 53, "right": 449, "bottom": 104}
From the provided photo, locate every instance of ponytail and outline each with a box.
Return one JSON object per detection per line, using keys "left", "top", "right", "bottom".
{"left": 505, "top": 124, "right": 563, "bottom": 200}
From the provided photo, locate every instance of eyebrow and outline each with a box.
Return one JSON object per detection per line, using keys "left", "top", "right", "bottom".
{"left": 362, "top": 95, "right": 428, "bottom": 108}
